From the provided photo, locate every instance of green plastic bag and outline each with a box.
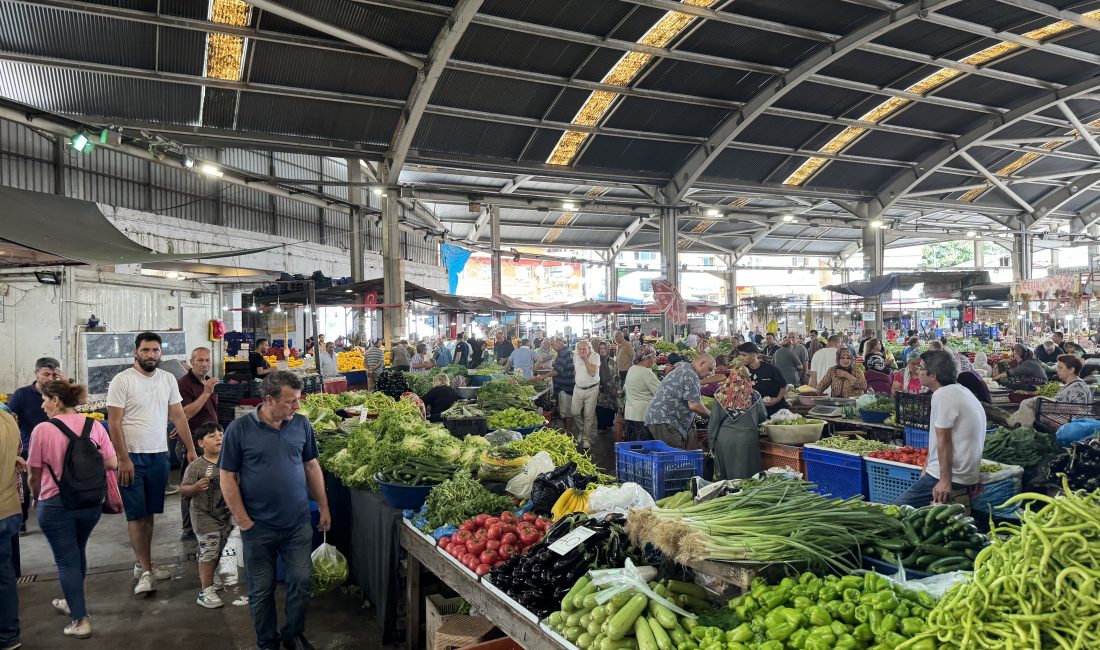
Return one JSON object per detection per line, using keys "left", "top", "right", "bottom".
{"left": 310, "top": 535, "right": 348, "bottom": 594}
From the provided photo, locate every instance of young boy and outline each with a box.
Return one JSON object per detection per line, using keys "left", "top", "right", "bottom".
{"left": 180, "top": 423, "right": 230, "bottom": 608}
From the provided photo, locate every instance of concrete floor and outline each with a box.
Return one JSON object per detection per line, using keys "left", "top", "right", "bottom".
{"left": 14, "top": 492, "right": 390, "bottom": 650}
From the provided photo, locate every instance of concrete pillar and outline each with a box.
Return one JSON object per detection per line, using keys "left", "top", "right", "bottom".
{"left": 725, "top": 257, "right": 737, "bottom": 336}
{"left": 1089, "top": 225, "right": 1099, "bottom": 271}
{"left": 381, "top": 192, "right": 405, "bottom": 346}
{"left": 607, "top": 251, "right": 619, "bottom": 302}
{"left": 974, "top": 239, "right": 985, "bottom": 270}
{"left": 490, "top": 205, "right": 502, "bottom": 297}
{"left": 660, "top": 208, "right": 679, "bottom": 340}
{"left": 1012, "top": 233, "right": 1033, "bottom": 282}
{"left": 862, "top": 224, "right": 884, "bottom": 337}
{"left": 347, "top": 158, "right": 366, "bottom": 344}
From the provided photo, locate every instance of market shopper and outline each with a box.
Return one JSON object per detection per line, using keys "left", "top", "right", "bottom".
{"left": 180, "top": 423, "right": 229, "bottom": 609}
{"left": 221, "top": 371, "right": 330, "bottom": 650}
{"left": 596, "top": 342, "right": 621, "bottom": 435}
{"left": 452, "top": 333, "right": 472, "bottom": 368}
{"left": 505, "top": 339, "right": 537, "bottom": 379}
{"left": 1007, "top": 354, "right": 1092, "bottom": 429}
{"left": 737, "top": 342, "right": 789, "bottom": 416}
{"left": 432, "top": 338, "right": 453, "bottom": 368}
{"left": 615, "top": 330, "right": 634, "bottom": 383}
{"left": 992, "top": 344, "right": 1048, "bottom": 388}
{"left": 644, "top": 355, "right": 714, "bottom": 450}
{"left": 533, "top": 338, "right": 555, "bottom": 374}
{"left": 761, "top": 333, "right": 780, "bottom": 359}
{"left": 107, "top": 332, "right": 197, "bottom": 596}
{"left": 318, "top": 341, "right": 339, "bottom": 377}
{"left": 863, "top": 338, "right": 887, "bottom": 373}
{"left": 899, "top": 336, "right": 920, "bottom": 364}
{"left": 815, "top": 348, "right": 868, "bottom": 398}
{"left": 809, "top": 336, "right": 840, "bottom": 386}
{"left": 177, "top": 347, "right": 220, "bottom": 541}
{"left": 787, "top": 332, "right": 809, "bottom": 384}
{"left": 493, "top": 331, "right": 515, "bottom": 365}
{"left": 542, "top": 338, "right": 576, "bottom": 436}
{"left": 892, "top": 356, "right": 926, "bottom": 395}
{"left": 1034, "top": 339, "right": 1063, "bottom": 364}
{"left": 410, "top": 343, "right": 434, "bottom": 374}
{"left": 390, "top": 340, "right": 411, "bottom": 373}
{"left": 0, "top": 409, "right": 21, "bottom": 650}
{"left": 249, "top": 339, "right": 272, "bottom": 380}
{"left": 364, "top": 340, "right": 385, "bottom": 392}
{"left": 423, "top": 374, "right": 459, "bottom": 423}
{"left": 7, "top": 356, "right": 63, "bottom": 536}
{"left": 571, "top": 340, "right": 601, "bottom": 449}
{"left": 772, "top": 338, "right": 804, "bottom": 388}
{"left": 623, "top": 347, "right": 661, "bottom": 442}
{"left": 28, "top": 381, "right": 118, "bottom": 639}
{"left": 895, "top": 350, "right": 987, "bottom": 507}
{"left": 709, "top": 365, "right": 768, "bottom": 480}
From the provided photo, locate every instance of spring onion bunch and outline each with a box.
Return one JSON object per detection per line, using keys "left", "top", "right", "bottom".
{"left": 626, "top": 481, "right": 901, "bottom": 572}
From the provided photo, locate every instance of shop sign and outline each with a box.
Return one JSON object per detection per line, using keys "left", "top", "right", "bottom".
{"left": 1012, "top": 274, "right": 1080, "bottom": 301}
{"left": 974, "top": 308, "right": 1010, "bottom": 322}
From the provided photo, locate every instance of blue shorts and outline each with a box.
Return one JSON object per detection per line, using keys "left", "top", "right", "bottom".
{"left": 121, "top": 452, "right": 170, "bottom": 521}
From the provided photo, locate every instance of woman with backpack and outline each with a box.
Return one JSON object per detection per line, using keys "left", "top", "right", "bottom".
{"left": 27, "top": 381, "right": 117, "bottom": 639}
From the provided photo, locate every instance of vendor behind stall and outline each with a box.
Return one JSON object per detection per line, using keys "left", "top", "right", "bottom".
{"left": 422, "top": 374, "right": 459, "bottom": 424}
{"left": 249, "top": 339, "right": 272, "bottom": 380}
{"left": 737, "top": 342, "right": 788, "bottom": 416}
{"left": 815, "top": 348, "right": 867, "bottom": 398}
{"left": 708, "top": 365, "right": 768, "bottom": 480}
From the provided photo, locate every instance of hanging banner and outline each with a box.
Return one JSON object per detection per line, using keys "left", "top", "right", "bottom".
{"left": 1011, "top": 274, "right": 1081, "bottom": 301}
{"left": 975, "top": 308, "right": 1011, "bottom": 322}
{"left": 651, "top": 278, "right": 688, "bottom": 325}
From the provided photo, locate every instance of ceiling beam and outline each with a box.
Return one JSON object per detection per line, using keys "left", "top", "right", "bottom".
{"left": 957, "top": 151, "right": 1036, "bottom": 218}
{"left": 921, "top": 13, "right": 1100, "bottom": 66}
{"left": 382, "top": 0, "right": 483, "bottom": 182}
{"left": 987, "top": 0, "right": 1100, "bottom": 30}
{"left": 806, "top": 75, "right": 1003, "bottom": 114}
{"left": 242, "top": 0, "right": 423, "bottom": 69}
{"left": 860, "top": 42, "right": 1060, "bottom": 90}
{"left": 610, "top": 215, "right": 658, "bottom": 257}
{"left": 500, "top": 175, "right": 533, "bottom": 194}
{"left": 1056, "top": 101, "right": 1100, "bottom": 160}
{"left": 732, "top": 221, "right": 785, "bottom": 260}
{"left": 359, "top": 160, "right": 445, "bottom": 232}
{"left": 617, "top": 0, "right": 839, "bottom": 42}
{"left": 662, "top": 0, "right": 962, "bottom": 202}
{"left": 466, "top": 207, "right": 493, "bottom": 243}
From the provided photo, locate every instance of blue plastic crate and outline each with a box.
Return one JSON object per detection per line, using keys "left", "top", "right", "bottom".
{"left": 971, "top": 464, "right": 1024, "bottom": 517}
{"left": 803, "top": 445, "right": 866, "bottom": 500}
{"left": 615, "top": 440, "right": 704, "bottom": 500}
{"left": 865, "top": 457, "right": 922, "bottom": 504}
{"left": 904, "top": 426, "right": 929, "bottom": 449}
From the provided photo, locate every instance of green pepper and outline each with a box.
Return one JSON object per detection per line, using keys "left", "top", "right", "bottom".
{"left": 734, "top": 606, "right": 753, "bottom": 621}
{"left": 783, "top": 608, "right": 807, "bottom": 629}
{"left": 900, "top": 617, "right": 925, "bottom": 636}
{"left": 880, "top": 632, "right": 907, "bottom": 647}
{"left": 824, "top": 600, "right": 842, "bottom": 619}
{"left": 725, "top": 644, "right": 749, "bottom": 650}
{"left": 830, "top": 620, "right": 849, "bottom": 638}
{"left": 764, "top": 607, "right": 787, "bottom": 630}
{"left": 868, "top": 610, "right": 885, "bottom": 636}
{"left": 842, "top": 588, "right": 861, "bottom": 604}
{"left": 677, "top": 643, "right": 699, "bottom": 650}
{"left": 879, "top": 613, "right": 899, "bottom": 635}
{"left": 759, "top": 641, "right": 785, "bottom": 650}
{"left": 871, "top": 591, "right": 898, "bottom": 612}
{"left": 834, "top": 633, "right": 859, "bottom": 650}
{"left": 853, "top": 605, "right": 869, "bottom": 624}
{"left": 837, "top": 602, "right": 857, "bottom": 625}
{"left": 839, "top": 575, "right": 863, "bottom": 591}
{"left": 793, "top": 596, "right": 814, "bottom": 610}
{"left": 807, "top": 605, "right": 832, "bottom": 627}
{"left": 780, "top": 577, "right": 796, "bottom": 590}
{"left": 895, "top": 602, "right": 910, "bottom": 619}
{"left": 726, "top": 623, "right": 753, "bottom": 644}
{"left": 788, "top": 628, "right": 811, "bottom": 650}
{"left": 908, "top": 638, "right": 937, "bottom": 650}
{"left": 916, "top": 591, "right": 935, "bottom": 609}
{"left": 853, "top": 623, "right": 874, "bottom": 643}
{"left": 760, "top": 588, "right": 789, "bottom": 611}
{"left": 741, "top": 595, "right": 758, "bottom": 612}
{"left": 863, "top": 572, "right": 878, "bottom": 592}
{"left": 819, "top": 586, "right": 838, "bottom": 602}
{"left": 805, "top": 630, "right": 836, "bottom": 650}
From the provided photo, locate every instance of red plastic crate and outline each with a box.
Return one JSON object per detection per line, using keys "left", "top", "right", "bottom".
{"left": 759, "top": 440, "right": 806, "bottom": 475}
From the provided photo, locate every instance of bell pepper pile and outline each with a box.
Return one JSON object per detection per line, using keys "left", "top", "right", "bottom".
{"left": 690, "top": 572, "right": 936, "bottom": 650}
{"left": 866, "top": 446, "right": 927, "bottom": 467}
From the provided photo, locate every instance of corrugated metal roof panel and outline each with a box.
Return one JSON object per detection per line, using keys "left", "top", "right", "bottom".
{"left": 256, "top": 0, "right": 442, "bottom": 55}
{"left": 0, "top": 61, "right": 203, "bottom": 124}
{"left": 871, "top": 21, "right": 987, "bottom": 59}
{"left": 517, "top": 129, "right": 562, "bottom": 163}
{"left": 729, "top": 0, "right": 879, "bottom": 37}
{"left": 0, "top": 118, "right": 54, "bottom": 160}
{"left": 638, "top": 59, "right": 771, "bottom": 102}
{"left": 938, "top": 0, "right": 1049, "bottom": 32}
{"left": 400, "top": 171, "right": 504, "bottom": 188}
{"left": 247, "top": 40, "right": 415, "bottom": 99}
{"left": 820, "top": 50, "right": 928, "bottom": 89}
{"left": 481, "top": 0, "right": 635, "bottom": 37}
{"left": 734, "top": 114, "right": 829, "bottom": 150}
{"left": 159, "top": 0, "right": 207, "bottom": 20}
{"left": 844, "top": 130, "right": 939, "bottom": 162}
{"left": 157, "top": 27, "right": 205, "bottom": 76}
{"left": 989, "top": 50, "right": 1097, "bottom": 86}
{"left": 882, "top": 102, "right": 983, "bottom": 136}
{"left": 700, "top": 149, "right": 792, "bottom": 183}
{"left": 453, "top": 23, "right": 596, "bottom": 77}
{"left": 934, "top": 76, "right": 1041, "bottom": 108}
{"left": 234, "top": 92, "right": 400, "bottom": 145}
{"left": 1055, "top": 31, "right": 1100, "bottom": 58}
{"left": 675, "top": 18, "right": 819, "bottom": 70}
{"left": 603, "top": 97, "right": 733, "bottom": 138}
{"left": 806, "top": 160, "right": 901, "bottom": 192}
{"left": 0, "top": 2, "right": 156, "bottom": 69}
{"left": 201, "top": 87, "right": 238, "bottom": 130}
{"left": 430, "top": 69, "right": 562, "bottom": 120}
{"left": 773, "top": 81, "right": 872, "bottom": 119}
{"left": 540, "top": 88, "right": 591, "bottom": 125}
{"left": 412, "top": 114, "right": 534, "bottom": 160}
{"left": 575, "top": 136, "right": 694, "bottom": 174}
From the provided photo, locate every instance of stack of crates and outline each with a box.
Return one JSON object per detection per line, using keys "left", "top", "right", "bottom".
{"left": 802, "top": 444, "right": 867, "bottom": 499}
{"left": 615, "top": 440, "right": 704, "bottom": 500}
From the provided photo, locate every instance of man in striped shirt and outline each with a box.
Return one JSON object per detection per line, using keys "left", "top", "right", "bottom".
{"left": 365, "top": 341, "right": 385, "bottom": 392}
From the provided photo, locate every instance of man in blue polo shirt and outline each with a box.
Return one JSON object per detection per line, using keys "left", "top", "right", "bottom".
{"left": 7, "top": 357, "right": 62, "bottom": 535}
{"left": 220, "top": 371, "right": 331, "bottom": 650}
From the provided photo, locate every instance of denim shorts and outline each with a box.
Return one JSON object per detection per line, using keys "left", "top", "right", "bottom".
{"left": 121, "top": 452, "right": 170, "bottom": 521}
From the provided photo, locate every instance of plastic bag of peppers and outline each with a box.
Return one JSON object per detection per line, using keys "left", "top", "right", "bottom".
{"left": 688, "top": 571, "right": 937, "bottom": 650}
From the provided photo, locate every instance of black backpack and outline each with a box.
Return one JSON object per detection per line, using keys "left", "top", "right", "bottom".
{"left": 45, "top": 417, "right": 106, "bottom": 510}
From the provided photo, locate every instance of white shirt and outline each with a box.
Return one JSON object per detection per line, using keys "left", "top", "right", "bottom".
{"left": 685, "top": 334, "right": 698, "bottom": 349}
{"left": 624, "top": 365, "right": 663, "bottom": 421}
{"left": 925, "top": 383, "right": 987, "bottom": 485}
{"left": 318, "top": 350, "right": 338, "bottom": 376}
{"left": 810, "top": 347, "right": 838, "bottom": 388}
{"left": 106, "top": 367, "right": 183, "bottom": 454}
{"left": 573, "top": 350, "right": 601, "bottom": 389}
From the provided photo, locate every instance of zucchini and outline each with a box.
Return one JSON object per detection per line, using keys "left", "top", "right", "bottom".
{"left": 877, "top": 537, "right": 911, "bottom": 551}
{"left": 582, "top": 593, "right": 600, "bottom": 611}
{"left": 564, "top": 626, "right": 583, "bottom": 643}
{"left": 548, "top": 611, "right": 565, "bottom": 629}
{"left": 918, "top": 544, "right": 962, "bottom": 558}
{"left": 579, "top": 614, "right": 592, "bottom": 629}
{"left": 634, "top": 616, "right": 658, "bottom": 650}
{"left": 578, "top": 632, "right": 595, "bottom": 650}
{"left": 647, "top": 616, "right": 674, "bottom": 650}
{"left": 607, "top": 594, "right": 648, "bottom": 641}
{"left": 648, "top": 600, "right": 679, "bottom": 630}
{"left": 668, "top": 623, "right": 690, "bottom": 646}
{"left": 666, "top": 580, "right": 709, "bottom": 600}
{"left": 591, "top": 605, "right": 609, "bottom": 624}
{"left": 587, "top": 618, "right": 602, "bottom": 637}
{"left": 566, "top": 611, "right": 586, "bottom": 628}
{"left": 568, "top": 581, "right": 597, "bottom": 612}
{"left": 600, "top": 638, "right": 639, "bottom": 650}
{"left": 936, "top": 503, "right": 966, "bottom": 522}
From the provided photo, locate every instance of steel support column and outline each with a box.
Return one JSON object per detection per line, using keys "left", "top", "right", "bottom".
{"left": 489, "top": 205, "right": 502, "bottom": 297}
{"left": 660, "top": 208, "right": 679, "bottom": 341}
{"left": 382, "top": 193, "right": 406, "bottom": 346}
{"left": 348, "top": 158, "right": 366, "bottom": 344}
{"left": 1013, "top": 233, "right": 1034, "bottom": 282}
{"left": 862, "top": 225, "right": 884, "bottom": 337}
{"left": 607, "top": 251, "right": 619, "bottom": 302}
{"left": 974, "top": 239, "right": 985, "bottom": 270}
{"left": 1090, "top": 225, "right": 1099, "bottom": 271}
{"left": 726, "top": 256, "right": 738, "bottom": 336}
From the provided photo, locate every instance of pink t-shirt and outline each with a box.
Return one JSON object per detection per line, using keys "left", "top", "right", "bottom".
{"left": 28, "top": 414, "right": 115, "bottom": 501}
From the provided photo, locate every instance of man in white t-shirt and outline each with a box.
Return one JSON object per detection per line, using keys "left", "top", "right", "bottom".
{"left": 107, "top": 332, "right": 197, "bottom": 597}
{"left": 895, "top": 349, "right": 987, "bottom": 507}
{"left": 809, "top": 335, "right": 841, "bottom": 389}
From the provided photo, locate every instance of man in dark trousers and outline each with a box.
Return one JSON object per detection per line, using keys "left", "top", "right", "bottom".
{"left": 6, "top": 357, "right": 62, "bottom": 536}
{"left": 177, "top": 347, "right": 220, "bottom": 541}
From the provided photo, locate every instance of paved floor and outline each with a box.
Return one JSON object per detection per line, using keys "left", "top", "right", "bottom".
{"left": 13, "top": 492, "right": 390, "bottom": 650}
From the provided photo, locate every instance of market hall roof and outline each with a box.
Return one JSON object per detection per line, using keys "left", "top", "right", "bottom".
{"left": 4, "top": 1, "right": 1100, "bottom": 258}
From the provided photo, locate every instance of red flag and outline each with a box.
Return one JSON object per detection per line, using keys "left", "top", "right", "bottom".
{"left": 651, "top": 278, "right": 687, "bottom": 325}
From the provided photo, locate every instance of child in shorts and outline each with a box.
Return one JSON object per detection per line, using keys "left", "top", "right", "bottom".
{"left": 180, "top": 423, "right": 231, "bottom": 609}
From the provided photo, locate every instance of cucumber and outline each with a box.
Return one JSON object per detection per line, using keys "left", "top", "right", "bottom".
{"left": 634, "top": 616, "right": 658, "bottom": 650}
{"left": 900, "top": 521, "right": 921, "bottom": 546}
{"left": 944, "top": 540, "right": 972, "bottom": 551}
{"left": 925, "top": 504, "right": 947, "bottom": 528}
{"left": 918, "top": 544, "right": 961, "bottom": 558}
{"left": 647, "top": 616, "right": 674, "bottom": 650}
{"left": 923, "top": 527, "right": 947, "bottom": 545}
{"left": 936, "top": 503, "right": 966, "bottom": 522}
{"left": 916, "top": 554, "right": 937, "bottom": 567}
{"left": 877, "top": 537, "right": 911, "bottom": 552}
{"left": 928, "top": 556, "right": 972, "bottom": 573}
{"left": 964, "top": 547, "right": 980, "bottom": 560}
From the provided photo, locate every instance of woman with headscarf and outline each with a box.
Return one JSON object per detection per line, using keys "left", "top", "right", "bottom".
{"left": 972, "top": 351, "right": 993, "bottom": 377}
{"left": 596, "top": 341, "right": 622, "bottom": 432}
{"left": 708, "top": 365, "right": 768, "bottom": 480}
{"left": 623, "top": 346, "right": 661, "bottom": 441}
{"left": 891, "top": 356, "right": 926, "bottom": 395}
{"left": 815, "top": 348, "right": 868, "bottom": 397}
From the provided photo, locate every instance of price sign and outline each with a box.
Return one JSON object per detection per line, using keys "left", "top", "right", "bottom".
{"left": 548, "top": 526, "right": 597, "bottom": 556}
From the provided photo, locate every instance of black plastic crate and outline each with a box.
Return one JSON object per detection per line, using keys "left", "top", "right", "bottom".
{"left": 895, "top": 393, "right": 931, "bottom": 429}
{"left": 1034, "top": 400, "right": 1100, "bottom": 434}
{"left": 444, "top": 417, "right": 488, "bottom": 439}
{"left": 301, "top": 375, "right": 322, "bottom": 394}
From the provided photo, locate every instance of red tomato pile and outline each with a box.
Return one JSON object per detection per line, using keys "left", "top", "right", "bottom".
{"left": 438, "top": 510, "right": 553, "bottom": 576}
{"left": 868, "top": 446, "right": 928, "bottom": 467}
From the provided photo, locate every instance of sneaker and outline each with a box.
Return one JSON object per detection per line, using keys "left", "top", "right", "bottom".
{"left": 18, "top": 523, "right": 27, "bottom": 537}
{"left": 1, "top": 640, "right": 22, "bottom": 649}
{"left": 165, "top": 484, "right": 180, "bottom": 496}
{"left": 63, "top": 618, "right": 92, "bottom": 639}
{"left": 52, "top": 599, "right": 70, "bottom": 616}
{"left": 212, "top": 574, "right": 223, "bottom": 591}
{"left": 133, "top": 563, "right": 172, "bottom": 580}
{"left": 196, "top": 587, "right": 223, "bottom": 609}
{"left": 134, "top": 571, "right": 156, "bottom": 597}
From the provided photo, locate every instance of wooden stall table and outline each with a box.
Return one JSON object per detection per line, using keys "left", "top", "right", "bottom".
{"left": 401, "top": 520, "right": 571, "bottom": 650}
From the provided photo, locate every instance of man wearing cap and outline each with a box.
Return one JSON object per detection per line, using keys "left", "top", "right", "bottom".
{"left": 738, "top": 342, "right": 790, "bottom": 416}
{"left": 7, "top": 357, "right": 63, "bottom": 535}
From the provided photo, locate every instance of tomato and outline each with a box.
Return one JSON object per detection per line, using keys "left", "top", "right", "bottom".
{"left": 466, "top": 538, "right": 486, "bottom": 555}
{"left": 499, "top": 523, "right": 518, "bottom": 536}
{"left": 454, "top": 530, "right": 472, "bottom": 543}
{"left": 517, "top": 525, "right": 540, "bottom": 547}
{"left": 463, "top": 556, "right": 480, "bottom": 571}
{"left": 485, "top": 539, "right": 501, "bottom": 551}
{"left": 480, "top": 549, "right": 499, "bottom": 565}
{"left": 487, "top": 524, "right": 503, "bottom": 541}
{"left": 499, "top": 543, "right": 517, "bottom": 560}
{"left": 535, "top": 518, "right": 550, "bottom": 531}
{"left": 474, "top": 514, "right": 490, "bottom": 527}
{"left": 501, "top": 532, "right": 518, "bottom": 546}
{"left": 521, "top": 512, "right": 537, "bottom": 523}
{"left": 459, "top": 520, "right": 475, "bottom": 533}
{"left": 475, "top": 563, "right": 491, "bottom": 576}
{"left": 500, "top": 511, "right": 517, "bottom": 524}
{"left": 449, "top": 544, "right": 465, "bottom": 559}
{"left": 484, "top": 516, "right": 501, "bottom": 527}
{"left": 438, "top": 536, "right": 451, "bottom": 547}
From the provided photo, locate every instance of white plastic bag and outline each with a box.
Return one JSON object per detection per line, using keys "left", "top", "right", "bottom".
{"left": 218, "top": 525, "right": 240, "bottom": 586}
{"left": 310, "top": 535, "right": 349, "bottom": 594}
{"left": 505, "top": 451, "right": 555, "bottom": 499}
{"left": 586, "top": 483, "right": 656, "bottom": 517}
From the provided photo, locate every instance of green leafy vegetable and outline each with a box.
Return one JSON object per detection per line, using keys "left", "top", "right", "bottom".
{"left": 420, "top": 470, "right": 514, "bottom": 531}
